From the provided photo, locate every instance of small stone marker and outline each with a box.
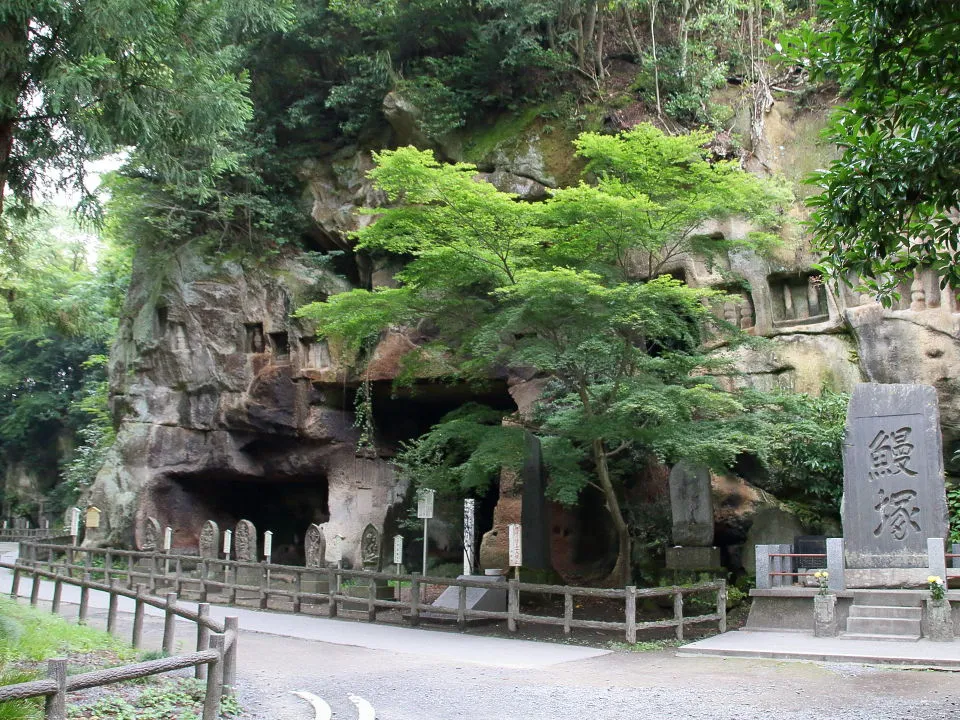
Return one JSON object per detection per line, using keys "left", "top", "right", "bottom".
{"left": 199, "top": 520, "right": 220, "bottom": 558}
{"left": 361, "top": 524, "right": 381, "bottom": 569}
{"left": 142, "top": 517, "right": 161, "bottom": 551}
{"left": 305, "top": 524, "right": 326, "bottom": 568}
{"left": 330, "top": 534, "right": 344, "bottom": 565}
{"left": 234, "top": 519, "right": 258, "bottom": 562}
{"left": 264, "top": 530, "right": 273, "bottom": 561}
{"left": 508, "top": 523, "right": 522, "bottom": 568}
{"left": 163, "top": 527, "right": 173, "bottom": 551}
{"left": 842, "top": 383, "right": 948, "bottom": 568}
{"left": 223, "top": 529, "right": 233, "bottom": 557}
{"left": 85, "top": 506, "right": 101, "bottom": 529}
{"left": 669, "top": 461, "right": 714, "bottom": 546}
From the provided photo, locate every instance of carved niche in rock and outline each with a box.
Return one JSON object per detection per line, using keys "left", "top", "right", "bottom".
{"left": 769, "top": 272, "right": 829, "bottom": 327}
{"left": 234, "top": 519, "right": 258, "bottom": 562}
{"left": 305, "top": 523, "right": 326, "bottom": 568}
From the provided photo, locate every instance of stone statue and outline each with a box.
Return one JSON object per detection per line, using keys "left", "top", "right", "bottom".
{"left": 234, "top": 519, "right": 257, "bottom": 562}
{"left": 199, "top": 520, "right": 220, "bottom": 559}
{"left": 361, "top": 523, "right": 381, "bottom": 569}
{"left": 142, "top": 517, "right": 162, "bottom": 551}
{"left": 305, "top": 524, "right": 325, "bottom": 568}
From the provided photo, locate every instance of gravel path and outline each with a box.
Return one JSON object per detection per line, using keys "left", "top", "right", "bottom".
{"left": 230, "top": 628, "right": 960, "bottom": 720}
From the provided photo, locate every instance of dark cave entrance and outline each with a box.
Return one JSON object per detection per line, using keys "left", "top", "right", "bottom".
{"left": 156, "top": 470, "right": 329, "bottom": 565}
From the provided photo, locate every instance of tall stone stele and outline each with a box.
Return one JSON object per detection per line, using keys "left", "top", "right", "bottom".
{"left": 843, "top": 383, "right": 949, "bottom": 569}
{"left": 234, "top": 519, "right": 258, "bottom": 562}
{"left": 199, "top": 520, "right": 220, "bottom": 559}
{"left": 665, "top": 461, "right": 721, "bottom": 570}
{"left": 305, "top": 524, "right": 326, "bottom": 568}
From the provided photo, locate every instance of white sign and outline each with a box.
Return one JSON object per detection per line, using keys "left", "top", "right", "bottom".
{"left": 223, "top": 529, "right": 233, "bottom": 556}
{"left": 508, "top": 523, "right": 522, "bottom": 568}
{"left": 264, "top": 530, "right": 273, "bottom": 559}
{"left": 70, "top": 508, "right": 81, "bottom": 537}
{"left": 417, "top": 489, "right": 435, "bottom": 519}
{"left": 463, "top": 499, "right": 476, "bottom": 575}
{"left": 393, "top": 535, "right": 403, "bottom": 565}
{"left": 163, "top": 527, "right": 172, "bottom": 551}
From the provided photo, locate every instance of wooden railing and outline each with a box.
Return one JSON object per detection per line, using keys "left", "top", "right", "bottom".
{"left": 15, "top": 541, "right": 727, "bottom": 643}
{"left": 0, "top": 528, "right": 61, "bottom": 541}
{"left": 1, "top": 561, "right": 238, "bottom": 720}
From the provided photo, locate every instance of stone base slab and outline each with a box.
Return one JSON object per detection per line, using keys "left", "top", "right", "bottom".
{"left": 665, "top": 546, "right": 722, "bottom": 571}
{"left": 844, "top": 567, "right": 932, "bottom": 588}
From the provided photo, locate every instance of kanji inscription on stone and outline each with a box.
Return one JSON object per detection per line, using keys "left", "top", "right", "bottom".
{"left": 842, "top": 384, "right": 948, "bottom": 568}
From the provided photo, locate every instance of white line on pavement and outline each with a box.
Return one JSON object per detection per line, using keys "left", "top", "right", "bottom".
{"left": 291, "top": 691, "right": 332, "bottom": 720}
{"left": 348, "top": 693, "right": 376, "bottom": 720}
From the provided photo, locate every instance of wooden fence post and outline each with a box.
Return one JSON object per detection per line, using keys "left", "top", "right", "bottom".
{"left": 457, "top": 584, "right": 467, "bottom": 631}
{"left": 132, "top": 584, "right": 145, "bottom": 649}
{"left": 410, "top": 573, "right": 421, "bottom": 627}
{"left": 563, "top": 593, "right": 573, "bottom": 636}
{"left": 127, "top": 554, "right": 134, "bottom": 588}
{"left": 625, "top": 586, "right": 637, "bottom": 644}
{"left": 673, "top": 590, "right": 684, "bottom": 642}
{"left": 292, "top": 570, "right": 302, "bottom": 614}
{"left": 717, "top": 581, "right": 727, "bottom": 634}
{"left": 223, "top": 616, "right": 238, "bottom": 695}
{"left": 259, "top": 563, "right": 268, "bottom": 610}
{"left": 10, "top": 566, "right": 20, "bottom": 598}
{"left": 44, "top": 658, "right": 67, "bottom": 720}
{"left": 162, "top": 592, "right": 177, "bottom": 655}
{"left": 507, "top": 579, "right": 519, "bottom": 633}
{"left": 29, "top": 572, "right": 40, "bottom": 607}
{"left": 367, "top": 577, "right": 377, "bottom": 623}
{"left": 52, "top": 569, "right": 63, "bottom": 615}
{"left": 175, "top": 557, "right": 183, "bottom": 596}
{"left": 107, "top": 580, "right": 120, "bottom": 635}
{"left": 327, "top": 567, "right": 338, "bottom": 619}
{"left": 105, "top": 550, "right": 112, "bottom": 585}
{"left": 79, "top": 573, "right": 91, "bottom": 623}
{"left": 198, "top": 561, "right": 208, "bottom": 603}
{"left": 195, "top": 603, "right": 211, "bottom": 680}
{"left": 202, "top": 635, "right": 224, "bottom": 720}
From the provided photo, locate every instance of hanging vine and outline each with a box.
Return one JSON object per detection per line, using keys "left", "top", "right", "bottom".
{"left": 353, "top": 338, "right": 377, "bottom": 457}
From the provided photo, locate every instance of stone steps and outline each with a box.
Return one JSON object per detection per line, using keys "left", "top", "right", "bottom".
{"left": 848, "top": 604, "right": 922, "bottom": 620}
{"left": 843, "top": 592, "right": 923, "bottom": 641}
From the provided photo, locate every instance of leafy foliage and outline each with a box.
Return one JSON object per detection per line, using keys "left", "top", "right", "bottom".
{"left": 0, "top": 0, "right": 293, "bottom": 240}
{"left": 300, "top": 127, "right": 789, "bottom": 583}
{"left": 779, "top": 1, "right": 960, "bottom": 302}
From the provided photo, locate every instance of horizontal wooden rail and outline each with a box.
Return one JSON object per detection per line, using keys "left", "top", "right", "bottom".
{"left": 14, "top": 540, "right": 726, "bottom": 644}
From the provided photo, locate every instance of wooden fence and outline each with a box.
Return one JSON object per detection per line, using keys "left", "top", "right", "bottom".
{"left": 0, "top": 528, "right": 60, "bottom": 541}
{"left": 0, "top": 561, "right": 238, "bottom": 720}
{"left": 16, "top": 540, "right": 726, "bottom": 643}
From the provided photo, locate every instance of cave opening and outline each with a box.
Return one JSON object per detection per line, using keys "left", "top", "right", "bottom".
{"left": 159, "top": 471, "right": 329, "bottom": 565}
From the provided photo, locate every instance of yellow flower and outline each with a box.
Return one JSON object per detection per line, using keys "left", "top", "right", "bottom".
{"left": 928, "top": 575, "right": 943, "bottom": 584}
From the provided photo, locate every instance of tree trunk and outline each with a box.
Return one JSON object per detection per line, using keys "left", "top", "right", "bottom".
{"left": 592, "top": 438, "right": 631, "bottom": 588}
{"left": 649, "top": 0, "right": 662, "bottom": 116}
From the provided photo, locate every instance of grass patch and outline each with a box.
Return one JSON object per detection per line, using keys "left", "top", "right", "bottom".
{"left": 67, "top": 678, "right": 242, "bottom": 720}
{"left": 607, "top": 638, "right": 683, "bottom": 652}
{"left": 0, "top": 596, "right": 135, "bottom": 719}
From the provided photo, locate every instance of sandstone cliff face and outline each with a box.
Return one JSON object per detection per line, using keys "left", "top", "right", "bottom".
{"left": 86, "top": 249, "right": 405, "bottom": 565}
{"left": 86, "top": 91, "right": 960, "bottom": 574}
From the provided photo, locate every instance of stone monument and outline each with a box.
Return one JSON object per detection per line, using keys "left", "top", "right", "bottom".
{"left": 234, "top": 519, "right": 258, "bottom": 562}
{"left": 302, "top": 523, "right": 328, "bottom": 601}
{"left": 142, "top": 517, "right": 162, "bottom": 551}
{"left": 305, "top": 524, "right": 326, "bottom": 568}
{"left": 665, "top": 461, "right": 721, "bottom": 571}
{"left": 199, "top": 520, "right": 220, "bottom": 559}
{"left": 842, "top": 383, "right": 948, "bottom": 577}
{"left": 361, "top": 524, "right": 381, "bottom": 569}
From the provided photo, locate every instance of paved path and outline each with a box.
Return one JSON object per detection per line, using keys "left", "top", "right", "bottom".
{"left": 5, "top": 544, "right": 960, "bottom": 719}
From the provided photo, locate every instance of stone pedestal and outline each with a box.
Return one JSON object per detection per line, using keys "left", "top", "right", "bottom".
{"left": 813, "top": 594, "right": 838, "bottom": 637}
{"left": 665, "top": 546, "right": 722, "bottom": 571}
{"left": 924, "top": 598, "right": 954, "bottom": 642}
